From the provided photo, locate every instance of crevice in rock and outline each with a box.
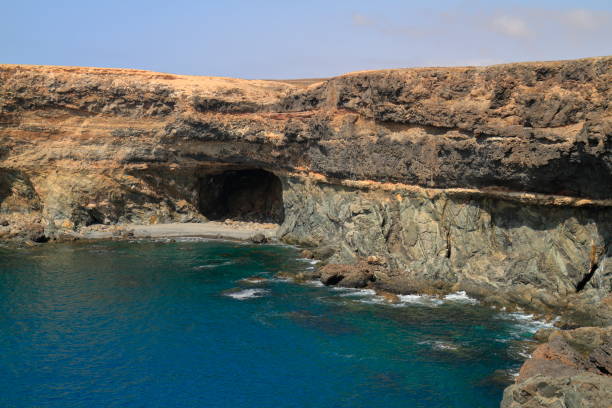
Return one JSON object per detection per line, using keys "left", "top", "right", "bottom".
{"left": 576, "top": 263, "right": 598, "bottom": 292}
{"left": 576, "top": 244, "right": 607, "bottom": 292}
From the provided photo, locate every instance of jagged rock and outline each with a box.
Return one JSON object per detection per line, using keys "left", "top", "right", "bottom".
{"left": 501, "top": 326, "right": 612, "bottom": 408}
{"left": 319, "top": 261, "right": 379, "bottom": 288}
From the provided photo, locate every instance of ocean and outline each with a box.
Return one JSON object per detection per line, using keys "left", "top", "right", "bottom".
{"left": 0, "top": 239, "right": 549, "bottom": 407}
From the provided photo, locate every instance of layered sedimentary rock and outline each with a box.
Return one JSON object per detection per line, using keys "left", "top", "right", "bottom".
{"left": 1, "top": 58, "right": 611, "bottom": 326}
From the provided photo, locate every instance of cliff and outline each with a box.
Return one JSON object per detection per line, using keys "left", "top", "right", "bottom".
{"left": 1, "top": 58, "right": 611, "bottom": 326}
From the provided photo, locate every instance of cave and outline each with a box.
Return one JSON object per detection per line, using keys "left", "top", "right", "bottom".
{"left": 198, "top": 169, "right": 285, "bottom": 223}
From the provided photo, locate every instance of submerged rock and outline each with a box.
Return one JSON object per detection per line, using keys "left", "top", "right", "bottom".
{"left": 374, "top": 290, "right": 401, "bottom": 304}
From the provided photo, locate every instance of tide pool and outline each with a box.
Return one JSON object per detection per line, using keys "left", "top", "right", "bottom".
{"left": 0, "top": 239, "right": 544, "bottom": 408}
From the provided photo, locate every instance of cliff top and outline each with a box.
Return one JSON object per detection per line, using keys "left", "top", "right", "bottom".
{"left": 3, "top": 54, "right": 610, "bottom": 84}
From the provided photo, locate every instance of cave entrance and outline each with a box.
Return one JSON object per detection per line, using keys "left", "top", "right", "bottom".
{"left": 198, "top": 169, "right": 285, "bottom": 224}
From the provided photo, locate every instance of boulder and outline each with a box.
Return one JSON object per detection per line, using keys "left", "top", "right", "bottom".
{"left": 250, "top": 233, "right": 267, "bottom": 244}
{"left": 319, "top": 261, "right": 380, "bottom": 288}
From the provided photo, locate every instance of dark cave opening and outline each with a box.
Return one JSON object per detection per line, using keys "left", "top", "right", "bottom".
{"left": 198, "top": 169, "right": 285, "bottom": 223}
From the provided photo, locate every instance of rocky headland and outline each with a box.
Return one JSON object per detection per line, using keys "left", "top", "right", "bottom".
{"left": 502, "top": 326, "right": 612, "bottom": 408}
{"left": 1, "top": 57, "right": 611, "bottom": 406}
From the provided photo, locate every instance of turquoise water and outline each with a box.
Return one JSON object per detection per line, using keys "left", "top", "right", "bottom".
{"left": 0, "top": 239, "right": 543, "bottom": 408}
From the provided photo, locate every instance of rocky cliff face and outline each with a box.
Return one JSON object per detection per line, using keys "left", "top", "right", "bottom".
{"left": 1, "top": 58, "right": 611, "bottom": 325}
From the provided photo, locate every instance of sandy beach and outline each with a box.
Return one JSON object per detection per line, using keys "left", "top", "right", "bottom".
{"left": 80, "top": 221, "right": 279, "bottom": 242}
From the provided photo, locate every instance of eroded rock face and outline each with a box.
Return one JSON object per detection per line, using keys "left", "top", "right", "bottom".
{"left": 0, "top": 58, "right": 610, "bottom": 318}
{"left": 280, "top": 177, "right": 612, "bottom": 326}
{"left": 501, "top": 327, "right": 612, "bottom": 408}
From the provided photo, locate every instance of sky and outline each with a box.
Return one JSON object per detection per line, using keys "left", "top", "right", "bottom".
{"left": 2, "top": 0, "right": 611, "bottom": 79}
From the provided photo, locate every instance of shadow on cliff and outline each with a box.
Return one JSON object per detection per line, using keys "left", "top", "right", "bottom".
{"left": 0, "top": 169, "right": 41, "bottom": 213}
{"left": 198, "top": 169, "right": 285, "bottom": 223}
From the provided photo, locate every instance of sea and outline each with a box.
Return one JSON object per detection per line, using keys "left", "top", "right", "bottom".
{"left": 0, "top": 239, "right": 552, "bottom": 408}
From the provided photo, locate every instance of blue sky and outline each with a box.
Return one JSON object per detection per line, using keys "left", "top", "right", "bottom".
{"left": 2, "top": 0, "right": 611, "bottom": 78}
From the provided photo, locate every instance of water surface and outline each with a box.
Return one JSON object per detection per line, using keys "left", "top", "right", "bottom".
{"left": 0, "top": 239, "right": 542, "bottom": 407}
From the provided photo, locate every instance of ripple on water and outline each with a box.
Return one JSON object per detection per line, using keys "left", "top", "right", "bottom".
{"left": 0, "top": 240, "right": 538, "bottom": 408}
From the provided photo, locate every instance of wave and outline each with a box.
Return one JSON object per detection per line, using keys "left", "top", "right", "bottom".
{"left": 339, "top": 289, "right": 377, "bottom": 297}
{"left": 397, "top": 294, "right": 444, "bottom": 306}
{"left": 305, "top": 280, "right": 325, "bottom": 287}
{"left": 225, "top": 288, "right": 269, "bottom": 300}
{"left": 240, "top": 277, "right": 268, "bottom": 284}
{"left": 194, "top": 260, "right": 234, "bottom": 270}
{"left": 419, "top": 340, "right": 460, "bottom": 351}
{"left": 443, "top": 291, "right": 479, "bottom": 304}
{"left": 496, "top": 312, "right": 558, "bottom": 341}
{"left": 296, "top": 258, "right": 321, "bottom": 265}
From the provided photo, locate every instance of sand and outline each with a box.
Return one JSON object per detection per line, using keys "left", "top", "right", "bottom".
{"left": 80, "top": 221, "right": 279, "bottom": 241}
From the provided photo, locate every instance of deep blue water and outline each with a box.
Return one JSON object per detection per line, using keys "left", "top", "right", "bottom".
{"left": 0, "top": 239, "right": 543, "bottom": 408}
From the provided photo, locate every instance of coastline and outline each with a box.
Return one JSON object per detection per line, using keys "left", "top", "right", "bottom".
{"left": 3, "top": 223, "right": 611, "bottom": 407}
{"left": 0, "top": 220, "right": 278, "bottom": 244}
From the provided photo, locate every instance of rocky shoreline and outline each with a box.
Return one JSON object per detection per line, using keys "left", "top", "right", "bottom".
{"left": 2, "top": 219, "right": 611, "bottom": 407}
{"left": 502, "top": 326, "right": 612, "bottom": 408}
{"left": 1, "top": 57, "right": 611, "bottom": 407}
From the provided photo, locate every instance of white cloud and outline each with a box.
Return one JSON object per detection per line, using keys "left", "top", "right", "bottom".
{"left": 490, "top": 15, "right": 531, "bottom": 38}
{"left": 559, "top": 9, "right": 610, "bottom": 30}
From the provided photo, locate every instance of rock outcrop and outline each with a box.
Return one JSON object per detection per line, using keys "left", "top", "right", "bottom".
{"left": 502, "top": 326, "right": 612, "bottom": 408}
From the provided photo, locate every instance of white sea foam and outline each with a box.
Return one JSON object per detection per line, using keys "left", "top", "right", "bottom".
{"left": 331, "top": 286, "right": 354, "bottom": 292}
{"left": 194, "top": 261, "right": 233, "bottom": 270}
{"left": 398, "top": 294, "right": 444, "bottom": 306}
{"left": 443, "top": 291, "right": 479, "bottom": 304}
{"left": 419, "top": 340, "right": 459, "bottom": 351}
{"left": 240, "top": 277, "right": 267, "bottom": 284}
{"left": 339, "top": 289, "right": 377, "bottom": 297}
{"left": 517, "top": 350, "right": 532, "bottom": 359}
{"left": 225, "top": 288, "right": 269, "bottom": 300}
{"left": 297, "top": 258, "right": 321, "bottom": 265}
{"left": 305, "top": 280, "right": 325, "bottom": 287}
{"left": 498, "top": 312, "right": 557, "bottom": 337}
{"left": 358, "top": 297, "right": 387, "bottom": 305}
